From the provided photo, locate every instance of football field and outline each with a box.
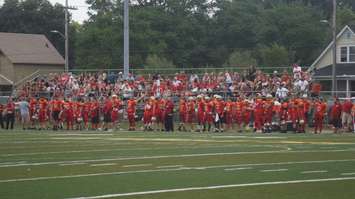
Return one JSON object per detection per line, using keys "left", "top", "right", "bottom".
{"left": 0, "top": 131, "right": 355, "bottom": 199}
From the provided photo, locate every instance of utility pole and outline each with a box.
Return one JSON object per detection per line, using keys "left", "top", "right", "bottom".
{"left": 63, "top": 0, "right": 77, "bottom": 73}
{"left": 65, "top": 0, "right": 69, "bottom": 72}
{"left": 332, "top": 0, "right": 337, "bottom": 97}
{"left": 124, "top": 0, "right": 129, "bottom": 78}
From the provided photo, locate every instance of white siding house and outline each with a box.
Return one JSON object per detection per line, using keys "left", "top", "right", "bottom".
{"left": 309, "top": 25, "right": 355, "bottom": 97}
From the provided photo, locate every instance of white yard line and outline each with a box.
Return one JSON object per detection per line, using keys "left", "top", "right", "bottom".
{"left": 67, "top": 177, "right": 355, "bottom": 199}
{"left": 0, "top": 159, "right": 354, "bottom": 183}
{"left": 260, "top": 169, "right": 288, "bottom": 172}
{"left": 301, "top": 170, "right": 328, "bottom": 174}
{"left": 1, "top": 148, "right": 355, "bottom": 168}
{"left": 224, "top": 167, "right": 253, "bottom": 171}
{"left": 341, "top": 172, "right": 355, "bottom": 176}
{"left": 59, "top": 163, "right": 87, "bottom": 166}
{"left": 156, "top": 165, "right": 184, "bottom": 169}
{"left": 90, "top": 163, "right": 116, "bottom": 167}
{"left": 122, "top": 164, "right": 152, "bottom": 168}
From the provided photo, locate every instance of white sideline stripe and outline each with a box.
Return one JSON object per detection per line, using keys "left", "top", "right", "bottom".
{"left": 1, "top": 159, "right": 354, "bottom": 183}
{"left": 60, "top": 163, "right": 87, "bottom": 166}
{"left": 1, "top": 148, "right": 355, "bottom": 168}
{"left": 301, "top": 170, "right": 328, "bottom": 174}
{"left": 90, "top": 163, "right": 116, "bottom": 167}
{"left": 224, "top": 167, "right": 252, "bottom": 171}
{"left": 261, "top": 169, "right": 288, "bottom": 172}
{"left": 122, "top": 164, "right": 152, "bottom": 168}
{"left": 67, "top": 177, "right": 355, "bottom": 199}
{"left": 341, "top": 173, "right": 355, "bottom": 176}
{"left": 157, "top": 165, "right": 183, "bottom": 169}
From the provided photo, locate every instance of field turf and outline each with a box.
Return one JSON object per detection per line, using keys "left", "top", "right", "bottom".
{"left": 0, "top": 130, "right": 355, "bottom": 199}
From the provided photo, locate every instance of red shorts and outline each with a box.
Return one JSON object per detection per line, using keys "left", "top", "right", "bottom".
{"left": 179, "top": 112, "right": 186, "bottom": 123}
{"left": 186, "top": 112, "right": 195, "bottom": 123}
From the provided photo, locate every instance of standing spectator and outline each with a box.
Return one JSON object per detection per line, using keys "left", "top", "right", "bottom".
{"left": 164, "top": 96, "right": 174, "bottom": 132}
{"left": 17, "top": 97, "right": 30, "bottom": 130}
{"left": 342, "top": 99, "right": 353, "bottom": 132}
{"left": 276, "top": 83, "right": 289, "bottom": 100}
{"left": 5, "top": 97, "right": 15, "bottom": 130}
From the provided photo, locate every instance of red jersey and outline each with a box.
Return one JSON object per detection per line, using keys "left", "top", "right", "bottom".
{"left": 51, "top": 100, "right": 63, "bottom": 112}
{"left": 331, "top": 102, "right": 342, "bottom": 119}
{"left": 214, "top": 100, "right": 225, "bottom": 115}
{"left": 127, "top": 99, "right": 137, "bottom": 114}
{"left": 179, "top": 99, "right": 187, "bottom": 113}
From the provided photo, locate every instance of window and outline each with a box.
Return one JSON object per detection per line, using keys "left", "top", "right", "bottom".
{"left": 339, "top": 46, "right": 355, "bottom": 63}
{"left": 341, "top": 47, "right": 348, "bottom": 62}
{"left": 350, "top": 46, "right": 355, "bottom": 62}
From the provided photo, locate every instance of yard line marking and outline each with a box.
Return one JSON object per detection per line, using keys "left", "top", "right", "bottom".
{"left": 301, "top": 170, "right": 328, "bottom": 174}
{"left": 1, "top": 159, "right": 354, "bottom": 183}
{"left": 341, "top": 173, "right": 355, "bottom": 176}
{"left": 1, "top": 148, "right": 355, "bottom": 168}
{"left": 157, "top": 165, "right": 183, "bottom": 169}
{"left": 59, "top": 163, "right": 87, "bottom": 166}
{"left": 67, "top": 177, "right": 355, "bottom": 199}
{"left": 224, "top": 167, "right": 253, "bottom": 171}
{"left": 260, "top": 169, "right": 288, "bottom": 172}
{"left": 90, "top": 163, "right": 116, "bottom": 167}
{"left": 123, "top": 164, "right": 152, "bottom": 168}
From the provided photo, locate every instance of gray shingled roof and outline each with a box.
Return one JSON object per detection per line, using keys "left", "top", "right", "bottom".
{"left": 0, "top": 32, "right": 64, "bottom": 65}
{"left": 313, "top": 63, "right": 355, "bottom": 77}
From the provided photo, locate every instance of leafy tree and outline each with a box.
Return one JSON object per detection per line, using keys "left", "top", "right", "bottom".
{"left": 223, "top": 50, "right": 257, "bottom": 67}
{"left": 259, "top": 43, "right": 289, "bottom": 68}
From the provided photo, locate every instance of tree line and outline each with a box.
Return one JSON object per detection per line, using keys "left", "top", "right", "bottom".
{"left": 1, "top": 0, "right": 355, "bottom": 70}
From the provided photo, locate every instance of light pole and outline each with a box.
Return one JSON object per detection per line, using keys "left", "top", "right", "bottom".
{"left": 332, "top": 0, "right": 337, "bottom": 97}
{"left": 51, "top": 1, "right": 77, "bottom": 73}
{"left": 50, "top": 30, "right": 67, "bottom": 71}
{"left": 123, "top": 0, "right": 129, "bottom": 79}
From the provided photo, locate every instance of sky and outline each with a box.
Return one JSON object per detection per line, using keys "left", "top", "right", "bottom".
{"left": 49, "top": 0, "right": 90, "bottom": 23}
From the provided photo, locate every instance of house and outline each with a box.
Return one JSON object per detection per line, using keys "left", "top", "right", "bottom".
{"left": 0, "top": 32, "right": 65, "bottom": 94}
{"left": 308, "top": 25, "right": 355, "bottom": 97}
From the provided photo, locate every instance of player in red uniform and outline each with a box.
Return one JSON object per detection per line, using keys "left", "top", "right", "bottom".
{"left": 90, "top": 97, "right": 100, "bottom": 130}
{"left": 50, "top": 97, "right": 63, "bottom": 131}
{"left": 186, "top": 97, "right": 196, "bottom": 132}
{"left": 38, "top": 98, "right": 48, "bottom": 130}
{"left": 126, "top": 94, "right": 145, "bottom": 131}
{"left": 204, "top": 96, "right": 214, "bottom": 132}
{"left": 111, "top": 95, "right": 122, "bottom": 130}
{"left": 224, "top": 98, "right": 234, "bottom": 131}
{"left": 330, "top": 98, "right": 342, "bottom": 134}
{"left": 74, "top": 100, "right": 84, "bottom": 130}
{"left": 196, "top": 95, "right": 205, "bottom": 132}
{"left": 82, "top": 98, "right": 91, "bottom": 130}
{"left": 178, "top": 97, "right": 187, "bottom": 131}
{"left": 234, "top": 98, "right": 244, "bottom": 133}
{"left": 263, "top": 97, "right": 274, "bottom": 133}
{"left": 64, "top": 99, "right": 74, "bottom": 130}
{"left": 296, "top": 99, "right": 306, "bottom": 133}
{"left": 214, "top": 95, "right": 225, "bottom": 132}
{"left": 103, "top": 96, "right": 113, "bottom": 131}
{"left": 313, "top": 98, "right": 327, "bottom": 134}
{"left": 143, "top": 97, "right": 154, "bottom": 131}
{"left": 280, "top": 101, "right": 289, "bottom": 133}
{"left": 253, "top": 98, "right": 264, "bottom": 133}
{"left": 29, "top": 98, "right": 37, "bottom": 129}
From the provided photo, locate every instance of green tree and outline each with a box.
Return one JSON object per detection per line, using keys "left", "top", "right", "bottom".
{"left": 259, "top": 43, "right": 289, "bottom": 68}
{"left": 224, "top": 50, "right": 257, "bottom": 67}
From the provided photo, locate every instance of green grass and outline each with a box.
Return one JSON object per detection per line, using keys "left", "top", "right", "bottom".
{"left": 0, "top": 130, "right": 354, "bottom": 199}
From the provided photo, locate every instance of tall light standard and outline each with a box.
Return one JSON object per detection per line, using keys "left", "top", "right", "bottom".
{"left": 51, "top": 0, "right": 77, "bottom": 73}
{"left": 332, "top": 0, "right": 337, "bottom": 97}
{"left": 320, "top": 0, "right": 337, "bottom": 96}
{"left": 123, "top": 0, "right": 130, "bottom": 79}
